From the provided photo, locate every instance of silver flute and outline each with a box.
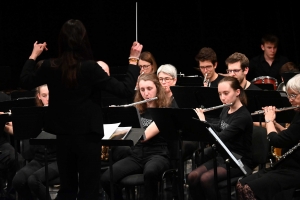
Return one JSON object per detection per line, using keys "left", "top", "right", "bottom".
{"left": 196, "top": 103, "right": 233, "bottom": 112}
{"left": 251, "top": 105, "right": 299, "bottom": 116}
{"left": 114, "top": 97, "right": 158, "bottom": 107}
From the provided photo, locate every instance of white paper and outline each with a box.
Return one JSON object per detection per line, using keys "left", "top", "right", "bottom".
{"left": 103, "top": 123, "right": 120, "bottom": 139}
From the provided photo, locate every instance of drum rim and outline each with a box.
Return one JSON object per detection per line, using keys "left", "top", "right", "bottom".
{"left": 251, "top": 76, "right": 278, "bottom": 83}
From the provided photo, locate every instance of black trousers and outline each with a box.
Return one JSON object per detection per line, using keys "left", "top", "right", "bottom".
{"left": 55, "top": 134, "right": 102, "bottom": 200}
{"left": 12, "top": 159, "right": 59, "bottom": 200}
{"left": 0, "top": 142, "right": 24, "bottom": 195}
{"left": 100, "top": 145, "right": 170, "bottom": 200}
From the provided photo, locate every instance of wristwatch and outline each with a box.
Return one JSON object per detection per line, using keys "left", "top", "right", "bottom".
{"left": 265, "top": 119, "right": 273, "bottom": 123}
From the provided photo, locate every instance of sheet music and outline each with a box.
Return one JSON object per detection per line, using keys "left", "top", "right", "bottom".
{"left": 103, "top": 123, "right": 120, "bottom": 139}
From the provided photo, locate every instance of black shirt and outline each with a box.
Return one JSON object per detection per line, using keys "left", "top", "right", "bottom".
{"left": 209, "top": 74, "right": 225, "bottom": 88}
{"left": 249, "top": 54, "right": 289, "bottom": 84}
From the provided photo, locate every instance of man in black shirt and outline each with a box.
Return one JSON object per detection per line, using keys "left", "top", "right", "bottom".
{"left": 195, "top": 47, "right": 225, "bottom": 87}
{"left": 225, "top": 52, "right": 261, "bottom": 90}
{"left": 248, "top": 34, "right": 289, "bottom": 84}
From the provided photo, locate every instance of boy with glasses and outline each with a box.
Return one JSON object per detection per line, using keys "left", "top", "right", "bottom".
{"left": 195, "top": 47, "right": 224, "bottom": 87}
{"left": 225, "top": 52, "right": 261, "bottom": 90}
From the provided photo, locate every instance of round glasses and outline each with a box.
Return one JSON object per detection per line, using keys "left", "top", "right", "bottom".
{"left": 159, "top": 77, "right": 174, "bottom": 82}
{"left": 139, "top": 65, "right": 151, "bottom": 69}
{"left": 287, "top": 93, "right": 299, "bottom": 100}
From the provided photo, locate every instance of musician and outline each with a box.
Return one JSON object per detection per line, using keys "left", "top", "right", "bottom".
{"left": 277, "top": 61, "right": 299, "bottom": 92}
{"left": 157, "top": 64, "right": 178, "bottom": 107}
{"left": 0, "top": 92, "right": 22, "bottom": 199}
{"left": 19, "top": 19, "right": 143, "bottom": 200}
{"left": 237, "top": 73, "right": 300, "bottom": 200}
{"left": 188, "top": 76, "right": 254, "bottom": 200}
{"left": 12, "top": 84, "right": 59, "bottom": 200}
{"left": 138, "top": 51, "right": 157, "bottom": 75}
{"left": 195, "top": 47, "right": 225, "bottom": 87}
{"left": 101, "top": 73, "right": 172, "bottom": 200}
{"left": 225, "top": 52, "right": 261, "bottom": 90}
{"left": 248, "top": 34, "right": 289, "bottom": 84}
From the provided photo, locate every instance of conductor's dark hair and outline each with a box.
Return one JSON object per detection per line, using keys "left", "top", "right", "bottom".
{"left": 53, "top": 19, "right": 93, "bottom": 88}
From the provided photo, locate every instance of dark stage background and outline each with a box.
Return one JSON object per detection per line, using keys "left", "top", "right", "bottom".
{"left": 1, "top": 1, "right": 299, "bottom": 91}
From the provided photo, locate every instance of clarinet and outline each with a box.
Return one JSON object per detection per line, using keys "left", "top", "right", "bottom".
{"left": 270, "top": 142, "right": 300, "bottom": 168}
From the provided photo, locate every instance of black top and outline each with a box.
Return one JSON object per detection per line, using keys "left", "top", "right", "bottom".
{"left": 268, "top": 112, "right": 300, "bottom": 170}
{"left": 246, "top": 83, "right": 262, "bottom": 90}
{"left": 20, "top": 59, "right": 140, "bottom": 137}
{"left": 209, "top": 74, "right": 225, "bottom": 88}
{"left": 209, "top": 106, "right": 254, "bottom": 168}
{"left": 249, "top": 54, "right": 289, "bottom": 84}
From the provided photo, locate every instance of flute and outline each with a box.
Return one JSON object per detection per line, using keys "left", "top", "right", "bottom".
{"left": 251, "top": 105, "right": 299, "bottom": 115}
{"left": 195, "top": 103, "right": 233, "bottom": 112}
{"left": 112, "top": 97, "right": 158, "bottom": 107}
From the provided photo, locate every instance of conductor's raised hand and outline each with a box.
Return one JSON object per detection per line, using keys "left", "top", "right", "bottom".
{"left": 129, "top": 41, "right": 143, "bottom": 65}
{"left": 29, "top": 41, "right": 48, "bottom": 60}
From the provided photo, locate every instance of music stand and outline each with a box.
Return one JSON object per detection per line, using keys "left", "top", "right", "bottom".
{"left": 102, "top": 106, "right": 142, "bottom": 128}
{"left": 176, "top": 76, "right": 204, "bottom": 86}
{"left": 282, "top": 72, "right": 300, "bottom": 85}
{"left": 253, "top": 83, "right": 274, "bottom": 90}
{"left": 0, "top": 98, "right": 36, "bottom": 112}
{"left": 171, "top": 86, "right": 222, "bottom": 119}
{"left": 245, "top": 90, "right": 294, "bottom": 123}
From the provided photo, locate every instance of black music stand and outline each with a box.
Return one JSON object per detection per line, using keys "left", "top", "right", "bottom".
{"left": 245, "top": 90, "right": 294, "bottom": 123}
{"left": 171, "top": 86, "right": 222, "bottom": 120}
{"left": 176, "top": 76, "right": 204, "bottom": 86}
{"left": 282, "top": 72, "right": 300, "bottom": 85}
{"left": 0, "top": 98, "right": 36, "bottom": 112}
{"left": 102, "top": 106, "right": 142, "bottom": 128}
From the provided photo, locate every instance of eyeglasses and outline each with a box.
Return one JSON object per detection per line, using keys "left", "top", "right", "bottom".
{"left": 286, "top": 93, "right": 299, "bottom": 100}
{"left": 159, "top": 77, "right": 174, "bottom": 82}
{"left": 226, "top": 69, "right": 242, "bottom": 74}
{"left": 199, "top": 65, "right": 213, "bottom": 70}
{"left": 139, "top": 65, "right": 151, "bottom": 69}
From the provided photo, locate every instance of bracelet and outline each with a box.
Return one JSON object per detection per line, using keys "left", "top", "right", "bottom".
{"left": 128, "top": 56, "right": 139, "bottom": 60}
{"left": 265, "top": 119, "right": 274, "bottom": 123}
{"left": 129, "top": 58, "right": 139, "bottom": 64}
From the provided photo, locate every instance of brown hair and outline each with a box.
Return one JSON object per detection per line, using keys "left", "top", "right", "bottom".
{"left": 261, "top": 34, "right": 279, "bottom": 47}
{"left": 280, "top": 62, "right": 299, "bottom": 75}
{"left": 134, "top": 73, "right": 170, "bottom": 113}
{"left": 139, "top": 51, "right": 157, "bottom": 73}
{"left": 195, "top": 47, "right": 217, "bottom": 65}
{"left": 225, "top": 52, "right": 249, "bottom": 71}
{"left": 219, "top": 76, "right": 247, "bottom": 105}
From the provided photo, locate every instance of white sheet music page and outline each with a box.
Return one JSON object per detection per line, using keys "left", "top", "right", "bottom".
{"left": 103, "top": 123, "right": 120, "bottom": 139}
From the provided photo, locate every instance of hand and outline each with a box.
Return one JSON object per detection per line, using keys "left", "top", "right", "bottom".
{"left": 29, "top": 41, "right": 48, "bottom": 60}
{"left": 263, "top": 106, "right": 276, "bottom": 122}
{"left": 129, "top": 41, "right": 143, "bottom": 59}
{"left": 194, "top": 108, "right": 206, "bottom": 121}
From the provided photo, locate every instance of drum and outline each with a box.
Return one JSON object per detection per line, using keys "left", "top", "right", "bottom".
{"left": 251, "top": 76, "right": 278, "bottom": 90}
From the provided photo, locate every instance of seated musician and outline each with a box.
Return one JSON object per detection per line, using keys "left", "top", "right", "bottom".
{"left": 277, "top": 61, "right": 299, "bottom": 92}
{"left": 188, "top": 76, "right": 254, "bottom": 200}
{"left": 225, "top": 52, "right": 261, "bottom": 90}
{"left": 100, "top": 73, "right": 173, "bottom": 200}
{"left": 12, "top": 84, "right": 59, "bottom": 200}
{"left": 195, "top": 47, "right": 225, "bottom": 87}
{"left": 236, "top": 74, "right": 300, "bottom": 200}
{"left": 0, "top": 91, "right": 24, "bottom": 199}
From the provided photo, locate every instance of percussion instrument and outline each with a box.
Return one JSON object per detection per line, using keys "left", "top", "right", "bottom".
{"left": 251, "top": 76, "right": 278, "bottom": 90}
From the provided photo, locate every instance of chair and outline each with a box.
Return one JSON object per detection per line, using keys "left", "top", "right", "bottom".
{"left": 217, "top": 125, "right": 270, "bottom": 200}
